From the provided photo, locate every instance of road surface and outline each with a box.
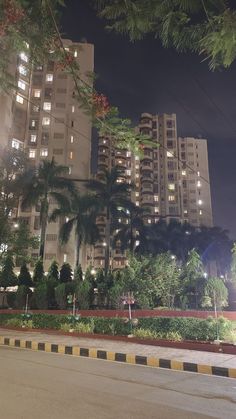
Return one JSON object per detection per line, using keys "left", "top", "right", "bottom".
{"left": 0, "top": 346, "right": 236, "bottom": 418}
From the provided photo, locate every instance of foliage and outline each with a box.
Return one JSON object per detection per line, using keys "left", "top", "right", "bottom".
{"left": 34, "top": 282, "right": 48, "bottom": 309}
{"left": 47, "top": 260, "right": 59, "bottom": 282}
{"left": 55, "top": 283, "right": 67, "bottom": 309}
{"left": 231, "top": 243, "right": 236, "bottom": 282}
{"left": 59, "top": 263, "right": 72, "bottom": 283}
{"left": 18, "top": 262, "right": 32, "bottom": 287}
{"left": 14, "top": 285, "right": 30, "bottom": 309}
{"left": 33, "top": 258, "right": 45, "bottom": 284}
{"left": 0, "top": 254, "right": 17, "bottom": 289}
{"left": 202, "top": 277, "right": 228, "bottom": 309}
{"left": 6, "top": 292, "right": 16, "bottom": 308}
{"left": 181, "top": 249, "right": 204, "bottom": 308}
{"left": 74, "top": 264, "right": 83, "bottom": 282}
{"left": 94, "top": 0, "right": 236, "bottom": 69}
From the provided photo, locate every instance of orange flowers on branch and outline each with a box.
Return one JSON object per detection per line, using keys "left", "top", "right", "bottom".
{"left": 92, "top": 93, "right": 110, "bottom": 118}
{"left": 0, "top": 0, "right": 25, "bottom": 35}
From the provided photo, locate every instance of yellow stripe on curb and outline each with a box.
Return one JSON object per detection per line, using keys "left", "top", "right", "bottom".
{"left": 0, "top": 336, "right": 4, "bottom": 345}
{"left": 197, "top": 364, "right": 212, "bottom": 375}
{"left": 171, "top": 360, "right": 184, "bottom": 371}
{"left": 20, "top": 340, "right": 26, "bottom": 349}
{"left": 72, "top": 346, "right": 80, "bottom": 356}
{"left": 31, "top": 341, "right": 38, "bottom": 350}
{"left": 9, "top": 338, "right": 15, "bottom": 347}
{"left": 45, "top": 343, "right": 52, "bottom": 352}
{"left": 228, "top": 368, "right": 236, "bottom": 379}
{"left": 89, "top": 348, "right": 98, "bottom": 358}
{"left": 58, "top": 345, "right": 65, "bottom": 354}
{"left": 126, "top": 354, "right": 136, "bottom": 364}
{"left": 107, "top": 351, "right": 116, "bottom": 361}
{"left": 147, "top": 357, "right": 159, "bottom": 367}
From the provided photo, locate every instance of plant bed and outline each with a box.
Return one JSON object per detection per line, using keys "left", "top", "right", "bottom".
{"left": 1, "top": 324, "right": 236, "bottom": 355}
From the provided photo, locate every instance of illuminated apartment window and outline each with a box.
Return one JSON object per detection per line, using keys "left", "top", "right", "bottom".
{"left": 197, "top": 171, "right": 200, "bottom": 177}
{"left": 65, "top": 47, "right": 69, "bottom": 51}
{"left": 198, "top": 199, "right": 203, "bottom": 206}
{"left": 72, "top": 105, "right": 75, "bottom": 113}
{"left": 12, "top": 139, "right": 20, "bottom": 149}
{"left": 33, "top": 89, "right": 41, "bottom": 98}
{"left": 42, "top": 117, "right": 50, "bottom": 126}
{"left": 40, "top": 148, "right": 48, "bottom": 157}
{"left": 30, "top": 134, "right": 37, "bottom": 143}
{"left": 135, "top": 156, "right": 139, "bottom": 161}
{"left": 199, "top": 210, "right": 203, "bottom": 215}
{"left": 31, "top": 119, "right": 36, "bottom": 127}
{"left": 147, "top": 219, "right": 152, "bottom": 224}
{"left": 16, "top": 94, "right": 24, "bottom": 104}
{"left": 103, "top": 139, "right": 106, "bottom": 144}
{"left": 126, "top": 151, "right": 131, "bottom": 157}
{"left": 43, "top": 102, "right": 51, "bottom": 111}
{"left": 168, "top": 195, "right": 175, "bottom": 202}
{"left": 33, "top": 105, "right": 39, "bottom": 112}
{"left": 154, "top": 195, "right": 159, "bottom": 202}
{"left": 68, "top": 166, "right": 72, "bottom": 175}
{"left": 135, "top": 173, "right": 139, "bottom": 178}
{"left": 63, "top": 254, "right": 67, "bottom": 262}
{"left": 154, "top": 207, "right": 159, "bottom": 213}
{"left": 197, "top": 180, "right": 201, "bottom": 187}
{"left": 70, "top": 135, "right": 74, "bottom": 143}
{"left": 74, "top": 50, "right": 78, "bottom": 57}
{"left": 182, "top": 170, "right": 186, "bottom": 176}
{"left": 184, "top": 210, "right": 188, "bottom": 214}
{"left": 136, "top": 202, "right": 140, "bottom": 206}
{"left": 126, "top": 170, "right": 131, "bottom": 176}
{"left": 167, "top": 151, "right": 173, "bottom": 158}
{"left": 20, "top": 52, "right": 28, "bottom": 62}
{"left": 18, "top": 80, "right": 26, "bottom": 90}
{"left": 46, "top": 73, "right": 53, "bottom": 82}
{"left": 18, "top": 65, "right": 27, "bottom": 76}
{"left": 135, "top": 192, "right": 139, "bottom": 197}
{"left": 168, "top": 183, "right": 175, "bottom": 190}
{"left": 29, "top": 149, "right": 36, "bottom": 159}
{"left": 135, "top": 164, "right": 139, "bottom": 169}
{"left": 69, "top": 151, "right": 73, "bottom": 160}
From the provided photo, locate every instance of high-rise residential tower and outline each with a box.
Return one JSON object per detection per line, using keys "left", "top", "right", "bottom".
{"left": 0, "top": 39, "right": 94, "bottom": 270}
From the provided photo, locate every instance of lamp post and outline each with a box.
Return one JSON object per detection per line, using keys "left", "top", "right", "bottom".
{"left": 122, "top": 292, "right": 135, "bottom": 335}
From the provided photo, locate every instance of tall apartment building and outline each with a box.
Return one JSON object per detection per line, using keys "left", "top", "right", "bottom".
{"left": 0, "top": 40, "right": 94, "bottom": 270}
{"left": 93, "top": 112, "right": 213, "bottom": 268}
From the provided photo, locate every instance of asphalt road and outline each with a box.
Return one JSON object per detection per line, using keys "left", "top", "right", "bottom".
{"left": 0, "top": 347, "right": 236, "bottom": 419}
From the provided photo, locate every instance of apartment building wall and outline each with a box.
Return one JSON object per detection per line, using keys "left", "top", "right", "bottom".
{"left": 2, "top": 40, "right": 94, "bottom": 270}
{"left": 178, "top": 137, "right": 213, "bottom": 227}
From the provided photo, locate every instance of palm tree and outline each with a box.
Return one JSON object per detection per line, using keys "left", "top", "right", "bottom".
{"left": 21, "top": 158, "right": 75, "bottom": 259}
{"left": 113, "top": 203, "right": 146, "bottom": 253}
{"left": 50, "top": 193, "right": 100, "bottom": 267}
{"left": 86, "top": 167, "right": 132, "bottom": 273}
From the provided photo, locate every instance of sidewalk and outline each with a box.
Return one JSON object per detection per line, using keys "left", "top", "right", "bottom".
{"left": 1, "top": 328, "right": 236, "bottom": 378}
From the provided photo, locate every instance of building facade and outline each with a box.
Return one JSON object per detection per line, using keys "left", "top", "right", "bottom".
{"left": 0, "top": 40, "right": 94, "bottom": 270}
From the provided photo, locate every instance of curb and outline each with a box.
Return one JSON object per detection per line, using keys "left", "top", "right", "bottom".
{"left": 1, "top": 335, "right": 236, "bottom": 379}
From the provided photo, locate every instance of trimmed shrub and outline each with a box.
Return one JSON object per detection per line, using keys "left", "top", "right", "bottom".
{"left": 6, "top": 292, "right": 16, "bottom": 308}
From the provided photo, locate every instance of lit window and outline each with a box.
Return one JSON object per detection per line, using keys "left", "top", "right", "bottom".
{"left": 184, "top": 210, "right": 188, "bottom": 214}
{"left": 126, "top": 170, "right": 131, "bottom": 176}
{"left": 136, "top": 202, "right": 139, "bottom": 206}
{"left": 135, "top": 192, "right": 139, "bottom": 197}
{"left": 30, "top": 134, "right": 37, "bottom": 143}
{"left": 46, "top": 73, "right": 53, "bottom": 82}
{"left": 69, "top": 151, "right": 73, "bottom": 159}
{"left": 72, "top": 105, "right": 75, "bottom": 113}
{"left": 154, "top": 207, "right": 159, "bottom": 213}
{"left": 31, "top": 120, "right": 36, "bottom": 127}
{"left": 20, "top": 52, "right": 28, "bottom": 62}
{"left": 68, "top": 167, "right": 72, "bottom": 175}
{"left": 70, "top": 135, "right": 74, "bottom": 143}
{"left": 18, "top": 80, "right": 26, "bottom": 90}
{"left": 182, "top": 170, "right": 186, "bottom": 176}
{"left": 40, "top": 148, "right": 48, "bottom": 157}
{"left": 135, "top": 156, "right": 139, "bottom": 160}
{"left": 198, "top": 199, "right": 203, "bottom": 206}
{"left": 197, "top": 171, "right": 200, "bottom": 177}
{"left": 43, "top": 102, "right": 51, "bottom": 111}
{"left": 118, "top": 160, "right": 122, "bottom": 164}
{"left": 33, "top": 89, "right": 41, "bottom": 98}
{"left": 126, "top": 151, "right": 131, "bottom": 157}
{"left": 16, "top": 94, "right": 24, "bottom": 104}
{"left": 199, "top": 210, "right": 202, "bottom": 215}
{"left": 42, "top": 117, "right": 50, "bottom": 126}
{"left": 25, "top": 42, "right": 29, "bottom": 49}
{"left": 167, "top": 151, "right": 173, "bottom": 158}
{"left": 29, "top": 149, "right": 36, "bottom": 159}
{"left": 12, "top": 139, "right": 20, "bottom": 149}
{"left": 154, "top": 195, "right": 159, "bottom": 202}
{"left": 135, "top": 164, "right": 139, "bottom": 169}
{"left": 197, "top": 180, "right": 201, "bottom": 187}
{"left": 33, "top": 105, "right": 39, "bottom": 112}
{"left": 18, "top": 65, "right": 27, "bottom": 76}
{"left": 65, "top": 47, "right": 69, "bottom": 51}
{"left": 63, "top": 254, "right": 67, "bottom": 262}
{"left": 147, "top": 219, "right": 152, "bottom": 224}
{"left": 135, "top": 174, "right": 139, "bottom": 178}
{"left": 74, "top": 50, "right": 78, "bottom": 57}
{"left": 168, "top": 195, "right": 175, "bottom": 202}
{"left": 103, "top": 139, "right": 106, "bottom": 144}
{"left": 168, "top": 183, "right": 175, "bottom": 190}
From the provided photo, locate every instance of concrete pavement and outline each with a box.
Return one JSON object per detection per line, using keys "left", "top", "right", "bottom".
{"left": 1, "top": 345, "right": 236, "bottom": 418}
{"left": 1, "top": 328, "right": 236, "bottom": 377}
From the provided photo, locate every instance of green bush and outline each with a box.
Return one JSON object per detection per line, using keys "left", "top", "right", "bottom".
{"left": 34, "top": 283, "right": 48, "bottom": 309}
{"left": 133, "top": 328, "right": 160, "bottom": 339}
{"left": 74, "top": 322, "right": 94, "bottom": 334}
{"left": 6, "top": 292, "right": 16, "bottom": 308}
{"left": 6, "top": 318, "right": 22, "bottom": 327}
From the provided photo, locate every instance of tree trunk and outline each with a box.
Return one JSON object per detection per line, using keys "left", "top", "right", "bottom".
{"left": 104, "top": 209, "right": 111, "bottom": 275}
{"left": 39, "top": 199, "right": 48, "bottom": 259}
{"left": 75, "top": 235, "right": 81, "bottom": 267}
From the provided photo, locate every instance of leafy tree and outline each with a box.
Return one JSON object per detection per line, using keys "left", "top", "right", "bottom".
{"left": 32, "top": 258, "right": 45, "bottom": 284}
{"left": 59, "top": 263, "right": 72, "bottom": 283}
{"left": 55, "top": 283, "right": 67, "bottom": 309}
{"left": 11, "top": 221, "right": 39, "bottom": 265}
{"left": 47, "top": 260, "right": 59, "bottom": 282}
{"left": 50, "top": 193, "right": 99, "bottom": 266}
{"left": 15, "top": 285, "right": 31, "bottom": 309}
{"left": 20, "top": 158, "right": 75, "bottom": 258}
{"left": 0, "top": 254, "right": 17, "bottom": 306}
{"left": 34, "top": 283, "right": 49, "bottom": 309}
{"left": 87, "top": 167, "right": 131, "bottom": 273}
{"left": 95, "top": 0, "right": 236, "bottom": 69}
{"left": 74, "top": 264, "right": 83, "bottom": 283}
{"left": 18, "top": 262, "right": 32, "bottom": 287}
{"left": 182, "top": 249, "right": 204, "bottom": 308}
{"left": 231, "top": 243, "right": 236, "bottom": 282}
{"left": 202, "top": 277, "right": 228, "bottom": 309}
{"left": 76, "top": 279, "right": 93, "bottom": 309}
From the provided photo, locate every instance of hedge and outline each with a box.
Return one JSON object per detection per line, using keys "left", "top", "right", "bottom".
{"left": 0, "top": 313, "right": 232, "bottom": 341}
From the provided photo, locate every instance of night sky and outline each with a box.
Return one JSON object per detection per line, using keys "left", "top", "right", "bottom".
{"left": 61, "top": 0, "right": 236, "bottom": 238}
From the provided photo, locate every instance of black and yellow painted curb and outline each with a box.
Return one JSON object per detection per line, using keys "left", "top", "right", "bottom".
{"left": 1, "top": 335, "right": 236, "bottom": 379}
